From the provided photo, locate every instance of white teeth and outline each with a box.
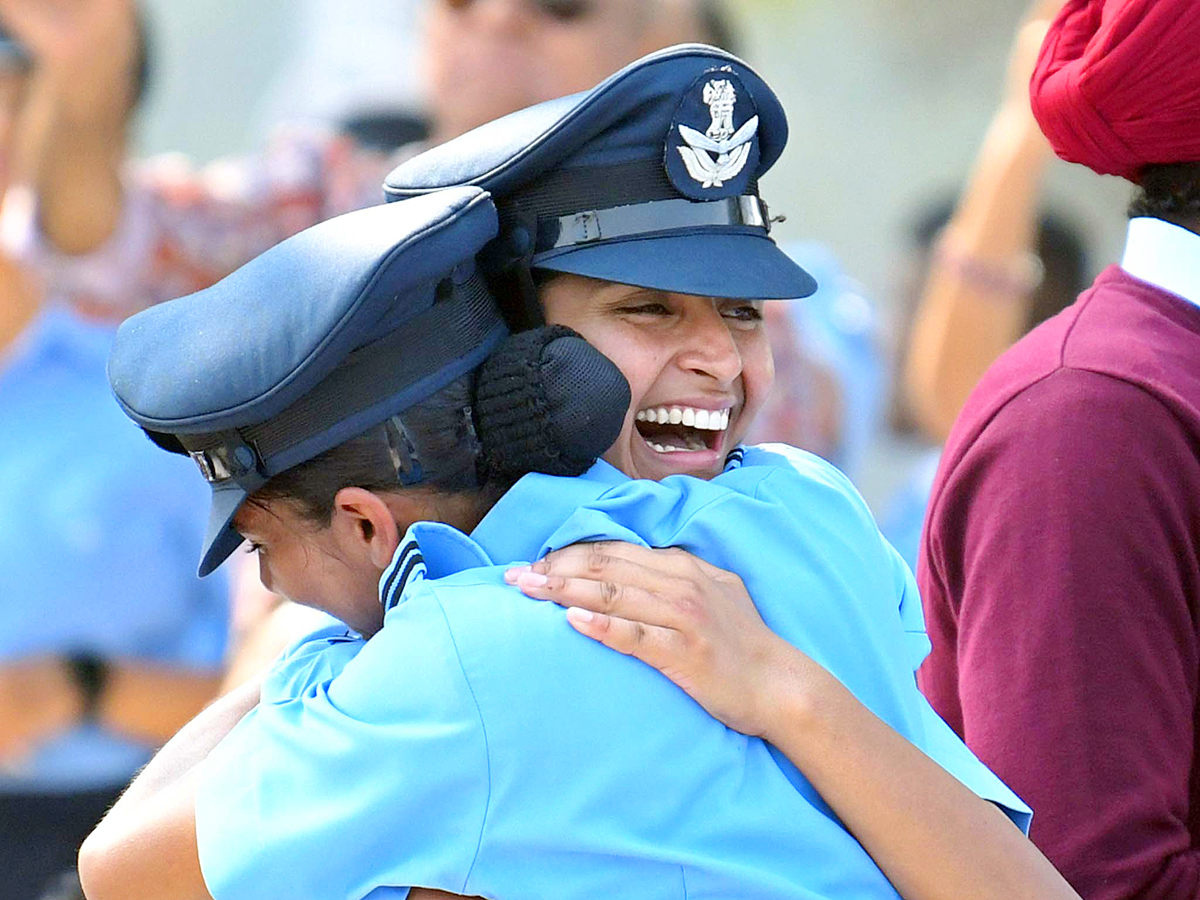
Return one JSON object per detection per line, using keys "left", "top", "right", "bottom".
{"left": 634, "top": 406, "right": 731, "bottom": 431}
{"left": 649, "top": 442, "right": 685, "bottom": 453}
{"left": 635, "top": 406, "right": 732, "bottom": 439}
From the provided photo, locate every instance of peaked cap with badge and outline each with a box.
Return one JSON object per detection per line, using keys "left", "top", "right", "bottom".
{"left": 384, "top": 44, "right": 816, "bottom": 308}
{"left": 108, "top": 188, "right": 631, "bottom": 576}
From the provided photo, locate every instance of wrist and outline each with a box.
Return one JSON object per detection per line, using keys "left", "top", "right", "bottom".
{"left": 754, "top": 635, "right": 831, "bottom": 744}
{"left": 932, "top": 227, "right": 1045, "bottom": 299}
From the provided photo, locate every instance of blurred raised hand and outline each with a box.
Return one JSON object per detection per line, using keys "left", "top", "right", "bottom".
{"left": 0, "top": 0, "right": 138, "bottom": 253}
{"left": 0, "top": 0, "right": 139, "bottom": 123}
{"left": 902, "top": 0, "right": 1069, "bottom": 443}
{"left": 1004, "top": 0, "right": 1068, "bottom": 114}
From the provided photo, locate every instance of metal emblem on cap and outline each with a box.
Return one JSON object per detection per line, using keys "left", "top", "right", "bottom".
{"left": 677, "top": 80, "right": 759, "bottom": 188}
{"left": 665, "top": 68, "right": 761, "bottom": 202}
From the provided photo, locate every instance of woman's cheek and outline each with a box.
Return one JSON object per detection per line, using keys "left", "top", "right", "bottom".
{"left": 738, "top": 332, "right": 776, "bottom": 434}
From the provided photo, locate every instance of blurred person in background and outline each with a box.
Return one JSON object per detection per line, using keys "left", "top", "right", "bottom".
{"left": 918, "top": 0, "right": 1200, "bottom": 895}
{"left": 900, "top": 0, "right": 1074, "bottom": 446}
{"left": 253, "top": 0, "right": 430, "bottom": 149}
{"left": 746, "top": 243, "right": 885, "bottom": 482}
{"left": 0, "top": 17, "right": 228, "bottom": 900}
{"left": 11, "top": 0, "right": 732, "bottom": 318}
{"left": 882, "top": 200, "right": 1088, "bottom": 571}
{"left": 877, "top": 0, "right": 1089, "bottom": 571}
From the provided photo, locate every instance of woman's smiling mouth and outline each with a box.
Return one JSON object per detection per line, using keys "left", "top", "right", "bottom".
{"left": 634, "top": 404, "right": 731, "bottom": 454}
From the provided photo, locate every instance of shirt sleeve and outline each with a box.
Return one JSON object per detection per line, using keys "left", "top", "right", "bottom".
{"left": 921, "top": 368, "right": 1200, "bottom": 900}
{"left": 747, "top": 458, "right": 1032, "bottom": 832}
{"left": 194, "top": 587, "right": 491, "bottom": 900}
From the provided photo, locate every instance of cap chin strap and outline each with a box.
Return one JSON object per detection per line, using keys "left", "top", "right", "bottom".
{"left": 536, "top": 195, "right": 771, "bottom": 253}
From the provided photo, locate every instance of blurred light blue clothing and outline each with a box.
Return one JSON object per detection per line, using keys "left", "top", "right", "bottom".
{"left": 196, "top": 447, "right": 1026, "bottom": 900}
{"left": 750, "top": 242, "right": 884, "bottom": 479}
{"left": 880, "top": 448, "right": 942, "bottom": 576}
{"left": 0, "top": 306, "right": 229, "bottom": 793}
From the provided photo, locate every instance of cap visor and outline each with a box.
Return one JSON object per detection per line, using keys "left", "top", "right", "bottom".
{"left": 198, "top": 481, "right": 250, "bottom": 577}
{"left": 532, "top": 230, "right": 817, "bottom": 300}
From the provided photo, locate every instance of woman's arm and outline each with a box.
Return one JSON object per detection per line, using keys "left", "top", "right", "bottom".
{"left": 902, "top": 0, "right": 1061, "bottom": 443}
{"left": 78, "top": 675, "right": 261, "bottom": 900}
{"left": 507, "top": 542, "right": 1079, "bottom": 900}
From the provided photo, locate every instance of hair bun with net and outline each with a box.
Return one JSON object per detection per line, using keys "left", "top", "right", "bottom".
{"left": 474, "top": 326, "right": 630, "bottom": 480}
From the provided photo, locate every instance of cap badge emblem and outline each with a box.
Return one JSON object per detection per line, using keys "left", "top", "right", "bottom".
{"left": 676, "top": 80, "right": 759, "bottom": 189}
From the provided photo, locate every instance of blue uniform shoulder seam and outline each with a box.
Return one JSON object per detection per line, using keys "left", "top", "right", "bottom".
{"left": 426, "top": 586, "right": 494, "bottom": 892}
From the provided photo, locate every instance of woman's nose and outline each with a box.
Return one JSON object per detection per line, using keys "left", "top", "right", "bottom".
{"left": 677, "top": 304, "right": 742, "bottom": 384}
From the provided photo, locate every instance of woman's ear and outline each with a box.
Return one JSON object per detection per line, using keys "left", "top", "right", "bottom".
{"left": 330, "top": 487, "right": 404, "bottom": 570}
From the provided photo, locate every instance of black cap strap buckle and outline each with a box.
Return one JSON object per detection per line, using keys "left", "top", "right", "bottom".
{"left": 187, "top": 435, "right": 261, "bottom": 485}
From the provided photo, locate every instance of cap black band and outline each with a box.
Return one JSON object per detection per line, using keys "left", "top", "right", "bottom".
{"left": 536, "top": 195, "right": 770, "bottom": 253}
{"left": 497, "top": 157, "right": 763, "bottom": 248}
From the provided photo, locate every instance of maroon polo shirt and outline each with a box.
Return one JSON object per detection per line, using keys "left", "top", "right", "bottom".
{"left": 919, "top": 266, "right": 1200, "bottom": 900}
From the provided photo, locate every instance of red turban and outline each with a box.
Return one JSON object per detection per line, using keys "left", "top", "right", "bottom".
{"left": 1030, "top": 0, "right": 1200, "bottom": 182}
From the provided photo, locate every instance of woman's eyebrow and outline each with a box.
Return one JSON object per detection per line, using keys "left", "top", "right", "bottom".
{"left": 607, "top": 287, "right": 670, "bottom": 303}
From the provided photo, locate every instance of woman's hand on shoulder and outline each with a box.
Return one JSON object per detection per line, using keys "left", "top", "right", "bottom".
{"left": 506, "top": 542, "right": 793, "bottom": 738}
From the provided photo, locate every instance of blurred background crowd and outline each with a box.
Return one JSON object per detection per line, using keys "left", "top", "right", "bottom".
{"left": 0, "top": 0, "right": 1141, "bottom": 897}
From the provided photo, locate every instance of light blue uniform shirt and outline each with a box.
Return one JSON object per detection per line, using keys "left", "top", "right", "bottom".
{"left": 0, "top": 306, "right": 229, "bottom": 792}
{"left": 197, "top": 445, "right": 1027, "bottom": 900}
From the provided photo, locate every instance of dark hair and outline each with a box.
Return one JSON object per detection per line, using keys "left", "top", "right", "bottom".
{"left": 252, "top": 374, "right": 497, "bottom": 525}
{"left": 338, "top": 110, "right": 431, "bottom": 153}
{"left": 1128, "top": 162, "right": 1200, "bottom": 230}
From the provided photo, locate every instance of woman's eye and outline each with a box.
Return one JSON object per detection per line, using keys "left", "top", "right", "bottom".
{"left": 620, "top": 302, "right": 672, "bottom": 316}
{"left": 245, "top": 541, "right": 265, "bottom": 555}
{"left": 722, "top": 304, "right": 764, "bottom": 322}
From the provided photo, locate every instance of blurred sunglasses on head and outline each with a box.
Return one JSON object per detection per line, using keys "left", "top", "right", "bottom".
{"left": 443, "top": 0, "right": 595, "bottom": 22}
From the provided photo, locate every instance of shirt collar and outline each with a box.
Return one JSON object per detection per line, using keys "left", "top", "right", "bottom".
{"left": 376, "top": 450, "right": 750, "bottom": 611}
{"left": 378, "top": 459, "right": 629, "bottom": 611}
{"left": 1120, "top": 217, "right": 1200, "bottom": 308}
{"left": 470, "top": 459, "right": 628, "bottom": 564}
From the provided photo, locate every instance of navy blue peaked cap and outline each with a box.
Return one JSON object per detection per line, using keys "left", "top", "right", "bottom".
{"left": 109, "top": 188, "right": 508, "bottom": 576}
{"left": 384, "top": 44, "right": 816, "bottom": 302}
